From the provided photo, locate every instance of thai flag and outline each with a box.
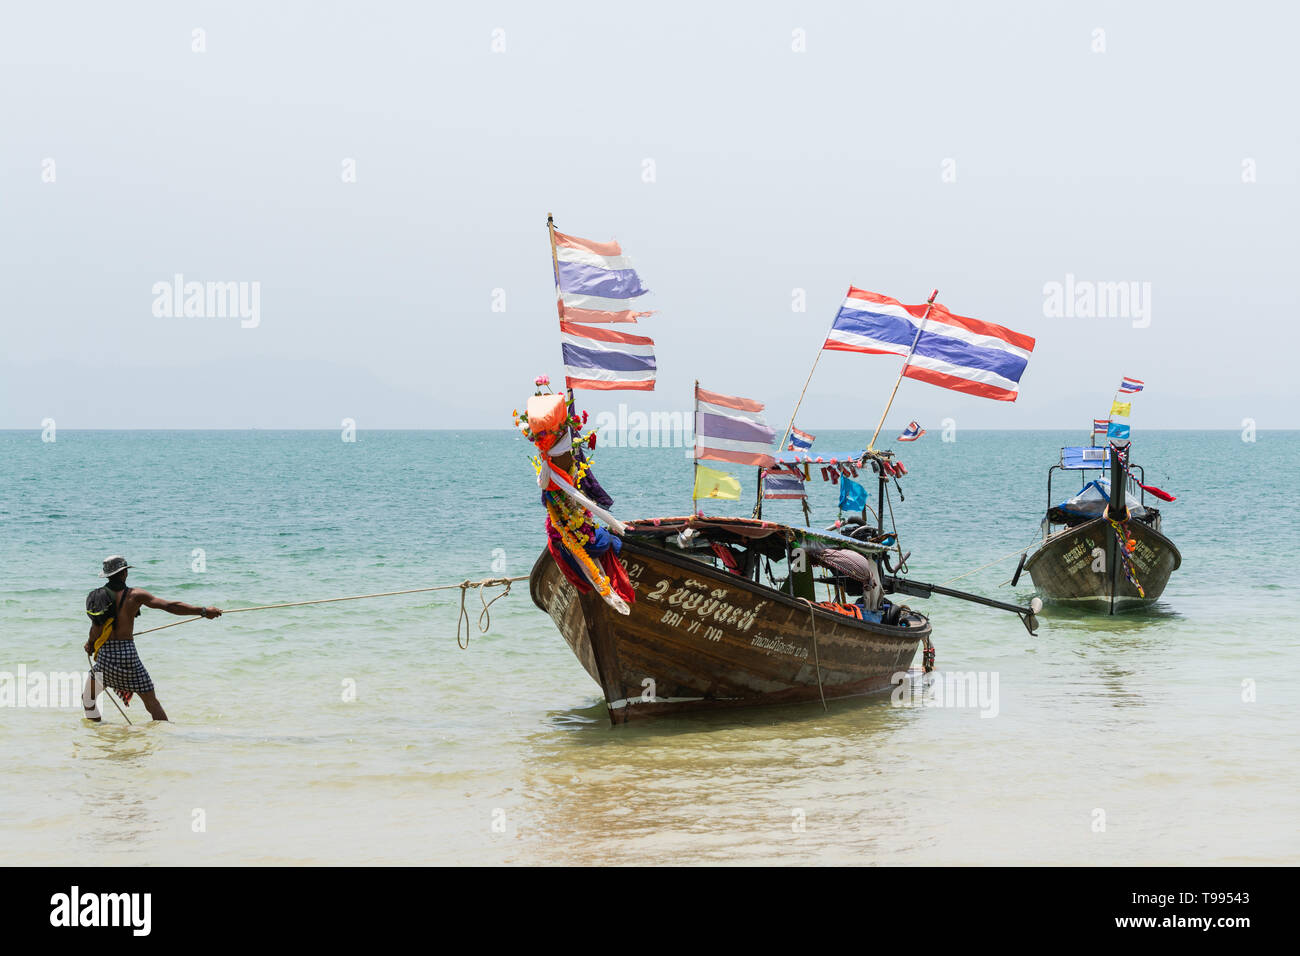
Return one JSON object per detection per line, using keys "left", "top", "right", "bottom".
{"left": 695, "top": 385, "right": 776, "bottom": 467}
{"left": 788, "top": 426, "right": 815, "bottom": 451}
{"left": 560, "top": 321, "right": 656, "bottom": 391}
{"left": 762, "top": 470, "right": 806, "bottom": 500}
{"left": 825, "top": 287, "right": 1036, "bottom": 402}
{"left": 897, "top": 421, "right": 926, "bottom": 441}
{"left": 554, "top": 231, "right": 654, "bottom": 324}
{"left": 1118, "top": 376, "right": 1144, "bottom": 394}
{"left": 1093, "top": 419, "right": 1110, "bottom": 435}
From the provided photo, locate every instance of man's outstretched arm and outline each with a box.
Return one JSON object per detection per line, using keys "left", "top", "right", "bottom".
{"left": 138, "top": 591, "right": 223, "bottom": 618}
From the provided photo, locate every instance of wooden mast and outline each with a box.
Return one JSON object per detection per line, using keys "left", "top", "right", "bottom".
{"left": 547, "top": 213, "right": 572, "bottom": 411}
{"left": 867, "top": 289, "right": 938, "bottom": 452}
{"left": 692, "top": 380, "right": 699, "bottom": 516}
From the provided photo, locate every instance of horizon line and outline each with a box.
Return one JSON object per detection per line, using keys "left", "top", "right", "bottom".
{"left": 2, "top": 426, "right": 1292, "bottom": 433}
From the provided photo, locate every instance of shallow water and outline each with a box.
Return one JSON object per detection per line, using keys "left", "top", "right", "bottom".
{"left": 1, "top": 429, "right": 1295, "bottom": 864}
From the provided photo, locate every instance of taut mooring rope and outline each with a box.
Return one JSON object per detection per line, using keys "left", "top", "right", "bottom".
{"left": 132, "top": 575, "right": 529, "bottom": 645}
{"left": 939, "top": 544, "right": 1034, "bottom": 587}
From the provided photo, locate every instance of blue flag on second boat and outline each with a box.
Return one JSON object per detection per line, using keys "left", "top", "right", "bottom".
{"left": 838, "top": 476, "right": 867, "bottom": 512}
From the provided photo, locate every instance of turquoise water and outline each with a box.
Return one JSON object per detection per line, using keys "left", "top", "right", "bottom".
{"left": 1, "top": 429, "right": 1296, "bottom": 864}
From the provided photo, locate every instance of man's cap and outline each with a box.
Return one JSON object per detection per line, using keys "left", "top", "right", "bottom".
{"left": 99, "top": 555, "right": 131, "bottom": 578}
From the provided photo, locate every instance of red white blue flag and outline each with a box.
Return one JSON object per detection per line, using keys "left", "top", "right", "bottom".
{"left": 560, "top": 321, "right": 656, "bottom": 391}
{"left": 695, "top": 385, "right": 776, "bottom": 468}
{"left": 825, "top": 287, "right": 1036, "bottom": 402}
{"left": 897, "top": 421, "right": 926, "bottom": 442}
{"left": 553, "top": 229, "right": 656, "bottom": 390}
{"left": 762, "top": 469, "right": 806, "bottom": 499}
{"left": 787, "top": 426, "right": 815, "bottom": 451}
{"left": 1118, "top": 376, "right": 1144, "bottom": 394}
{"left": 1093, "top": 419, "right": 1110, "bottom": 435}
{"left": 554, "top": 231, "right": 654, "bottom": 324}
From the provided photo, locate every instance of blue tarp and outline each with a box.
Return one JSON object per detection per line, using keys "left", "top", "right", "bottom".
{"left": 1061, "top": 446, "right": 1111, "bottom": 470}
{"left": 1056, "top": 479, "right": 1145, "bottom": 518}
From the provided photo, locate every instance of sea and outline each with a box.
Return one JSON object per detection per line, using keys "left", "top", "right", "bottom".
{"left": 1, "top": 429, "right": 1296, "bottom": 865}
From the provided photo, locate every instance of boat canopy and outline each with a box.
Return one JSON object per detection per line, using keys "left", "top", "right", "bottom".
{"left": 1054, "top": 479, "right": 1145, "bottom": 519}
{"left": 622, "top": 514, "right": 891, "bottom": 560}
{"left": 1060, "top": 446, "right": 1111, "bottom": 470}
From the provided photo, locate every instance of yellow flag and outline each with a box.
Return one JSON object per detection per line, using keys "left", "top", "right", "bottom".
{"left": 1110, "top": 400, "right": 1132, "bottom": 417}
{"left": 693, "top": 464, "right": 741, "bottom": 500}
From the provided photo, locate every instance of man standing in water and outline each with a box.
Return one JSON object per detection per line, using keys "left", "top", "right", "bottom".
{"left": 82, "top": 555, "right": 222, "bottom": 722}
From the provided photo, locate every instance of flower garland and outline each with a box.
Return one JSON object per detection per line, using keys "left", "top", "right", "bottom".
{"left": 545, "top": 497, "right": 614, "bottom": 599}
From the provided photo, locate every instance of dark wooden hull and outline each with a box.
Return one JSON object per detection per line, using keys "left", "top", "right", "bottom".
{"left": 529, "top": 540, "right": 929, "bottom": 724}
{"left": 1024, "top": 515, "right": 1180, "bottom": 610}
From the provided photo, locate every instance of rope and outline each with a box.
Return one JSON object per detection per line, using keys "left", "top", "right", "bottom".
{"left": 883, "top": 483, "right": 906, "bottom": 572}
{"left": 132, "top": 575, "right": 529, "bottom": 640}
{"left": 940, "top": 543, "right": 1034, "bottom": 587}
{"left": 796, "top": 598, "right": 828, "bottom": 712}
{"left": 456, "top": 577, "right": 518, "bottom": 649}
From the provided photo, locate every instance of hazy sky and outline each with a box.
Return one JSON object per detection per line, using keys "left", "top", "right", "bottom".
{"left": 3, "top": 1, "right": 1296, "bottom": 430}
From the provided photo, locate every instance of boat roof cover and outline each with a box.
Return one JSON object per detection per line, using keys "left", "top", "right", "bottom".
{"left": 1056, "top": 479, "right": 1146, "bottom": 518}
{"left": 1061, "top": 446, "right": 1111, "bottom": 470}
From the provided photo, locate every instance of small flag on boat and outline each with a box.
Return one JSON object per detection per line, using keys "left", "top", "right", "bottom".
{"left": 1093, "top": 419, "right": 1110, "bottom": 436}
{"left": 898, "top": 421, "right": 926, "bottom": 441}
{"left": 788, "top": 426, "right": 815, "bottom": 451}
{"left": 694, "top": 385, "right": 776, "bottom": 467}
{"left": 693, "top": 464, "right": 742, "bottom": 500}
{"left": 838, "top": 476, "right": 868, "bottom": 512}
{"left": 1118, "top": 376, "right": 1145, "bottom": 394}
{"left": 762, "top": 469, "right": 806, "bottom": 500}
{"left": 823, "top": 287, "right": 1035, "bottom": 402}
{"left": 1110, "top": 400, "right": 1132, "bottom": 418}
{"left": 1107, "top": 422, "right": 1131, "bottom": 439}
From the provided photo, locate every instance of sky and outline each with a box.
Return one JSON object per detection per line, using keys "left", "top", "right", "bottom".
{"left": 2, "top": 1, "right": 1296, "bottom": 430}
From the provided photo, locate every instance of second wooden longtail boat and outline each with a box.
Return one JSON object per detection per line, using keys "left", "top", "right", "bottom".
{"left": 1020, "top": 440, "right": 1180, "bottom": 612}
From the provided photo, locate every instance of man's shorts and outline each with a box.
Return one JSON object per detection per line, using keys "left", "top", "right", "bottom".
{"left": 93, "top": 640, "right": 155, "bottom": 693}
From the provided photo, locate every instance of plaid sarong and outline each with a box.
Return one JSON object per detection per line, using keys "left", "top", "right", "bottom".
{"left": 93, "top": 640, "right": 155, "bottom": 694}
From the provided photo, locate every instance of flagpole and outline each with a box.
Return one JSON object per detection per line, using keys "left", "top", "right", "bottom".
{"left": 777, "top": 343, "right": 827, "bottom": 456}
{"left": 547, "top": 214, "right": 575, "bottom": 414}
{"left": 867, "top": 289, "right": 939, "bottom": 452}
{"left": 692, "top": 380, "right": 699, "bottom": 516}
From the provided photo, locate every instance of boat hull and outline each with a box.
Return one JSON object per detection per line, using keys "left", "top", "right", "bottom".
{"left": 1024, "top": 515, "right": 1180, "bottom": 609}
{"left": 530, "top": 540, "right": 928, "bottom": 724}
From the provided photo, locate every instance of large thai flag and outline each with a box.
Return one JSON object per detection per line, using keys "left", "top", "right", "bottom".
{"left": 560, "top": 321, "right": 656, "bottom": 391}
{"left": 554, "top": 231, "right": 654, "bottom": 325}
{"left": 824, "top": 287, "right": 1036, "bottom": 402}
{"left": 695, "top": 386, "right": 776, "bottom": 467}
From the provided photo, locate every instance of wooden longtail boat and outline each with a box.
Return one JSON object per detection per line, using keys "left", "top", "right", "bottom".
{"left": 525, "top": 217, "right": 1043, "bottom": 723}
{"left": 1021, "top": 441, "right": 1180, "bottom": 612}
{"left": 530, "top": 514, "right": 931, "bottom": 723}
